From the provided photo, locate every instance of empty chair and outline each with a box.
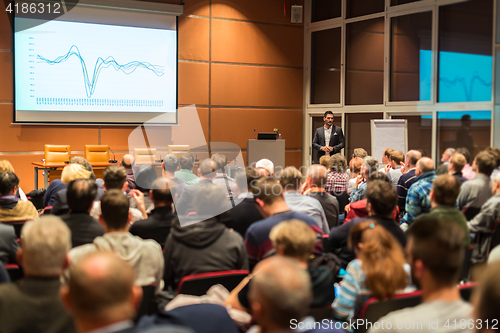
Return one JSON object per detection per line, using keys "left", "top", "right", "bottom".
{"left": 134, "top": 148, "right": 158, "bottom": 164}
{"left": 44, "top": 145, "right": 71, "bottom": 163}
{"left": 167, "top": 145, "right": 190, "bottom": 159}
{"left": 84, "top": 145, "right": 109, "bottom": 163}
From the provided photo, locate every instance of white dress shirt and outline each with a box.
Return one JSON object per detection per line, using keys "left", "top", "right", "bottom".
{"left": 324, "top": 125, "right": 332, "bottom": 156}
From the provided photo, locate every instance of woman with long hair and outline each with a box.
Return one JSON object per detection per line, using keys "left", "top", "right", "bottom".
{"left": 332, "top": 220, "right": 411, "bottom": 320}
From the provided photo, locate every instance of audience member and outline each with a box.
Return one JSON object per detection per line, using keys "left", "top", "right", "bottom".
{"left": 174, "top": 153, "right": 199, "bottom": 185}
{"left": 68, "top": 189, "right": 164, "bottom": 292}
{"left": 279, "top": 166, "right": 329, "bottom": 233}
{"left": 255, "top": 158, "right": 274, "bottom": 176}
{"left": 121, "top": 154, "right": 136, "bottom": 192}
{"left": 485, "top": 146, "right": 500, "bottom": 180}
{"left": 333, "top": 221, "right": 409, "bottom": 320}
{"left": 0, "top": 262, "right": 8, "bottom": 284}
{"left": 319, "top": 155, "right": 330, "bottom": 170}
{"left": 467, "top": 171, "right": 500, "bottom": 263}
{"left": 131, "top": 164, "right": 157, "bottom": 213}
{"left": 379, "top": 148, "right": 394, "bottom": 173}
{"left": 436, "top": 148, "right": 456, "bottom": 175}
{"left": 161, "top": 154, "right": 186, "bottom": 199}
{"left": 163, "top": 184, "right": 248, "bottom": 290}
{"left": 212, "top": 153, "right": 237, "bottom": 205}
{"left": 129, "top": 178, "right": 176, "bottom": 248}
{"left": 0, "top": 160, "right": 27, "bottom": 200}
{"left": 458, "top": 151, "right": 496, "bottom": 213}
{"left": 350, "top": 156, "right": 379, "bottom": 203}
{"left": 348, "top": 157, "right": 363, "bottom": 194}
{"left": 413, "top": 175, "right": 469, "bottom": 245}
{"left": 245, "top": 177, "right": 323, "bottom": 269}
{"left": 0, "top": 171, "right": 38, "bottom": 221}
{"left": 352, "top": 148, "right": 368, "bottom": 159}
{"left": 60, "top": 179, "right": 104, "bottom": 248}
{"left": 386, "top": 150, "right": 404, "bottom": 189}
{"left": 303, "top": 165, "right": 340, "bottom": 228}
{"left": 0, "top": 216, "right": 76, "bottom": 333}
{"left": 472, "top": 260, "right": 500, "bottom": 333}
{"left": 448, "top": 152, "right": 468, "bottom": 184}
{"left": 222, "top": 167, "right": 263, "bottom": 237}
{"left": 0, "top": 223, "right": 17, "bottom": 264}
{"left": 403, "top": 157, "right": 436, "bottom": 225}
{"left": 369, "top": 218, "right": 469, "bottom": 333}
{"left": 325, "top": 154, "right": 349, "bottom": 195}
{"left": 329, "top": 179, "right": 406, "bottom": 267}
{"left": 488, "top": 244, "right": 500, "bottom": 263}
{"left": 457, "top": 147, "right": 476, "bottom": 180}
{"left": 396, "top": 150, "right": 422, "bottom": 215}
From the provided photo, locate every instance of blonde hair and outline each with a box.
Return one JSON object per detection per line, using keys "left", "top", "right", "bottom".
{"left": 319, "top": 156, "right": 330, "bottom": 169}
{"left": 0, "top": 160, "right": 15, "bottom": 173}
{"left": 61, "top": 163, "right": 91, "bottom": 184}
{"left": 270, "top": 220, "right": 316, "bottom": 260}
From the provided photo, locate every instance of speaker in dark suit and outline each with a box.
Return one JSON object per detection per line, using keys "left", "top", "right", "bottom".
{"left": 312, "top": 111, "right": 345, "bottom": 163}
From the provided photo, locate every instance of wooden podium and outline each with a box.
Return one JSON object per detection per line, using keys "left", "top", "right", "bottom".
{"left": 247, "top": 139, "right": 285, "bottom": 170}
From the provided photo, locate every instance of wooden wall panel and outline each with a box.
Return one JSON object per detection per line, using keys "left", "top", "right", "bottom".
{"left": 211, "top": 64, "right": 302, "bottom": 108}
{"left": 211, "top": 20, "right": 302, "bottom": 67}
{"left": 179, "top": 17, "right": 209, "bottom": 61}
{"left": 285, "top": 151, "right": 303, "bottom": 169}
{"left": 210, "top": 108, "right": 302, "bottom": 149}
{"left": 183, "top": 0, "right": 210, "bottom": 16}
{"left": 178, "top": 62, "right": 209, "bottom": 105}
{"left": 0, "top": 10, "right": 12, "bottom": 49}
{"left": 0, "top": 52, "right": 13, "bottom": 101}
{"left": 2, "top": 154, "right": 43, "bottom": 193}
{"left": 212, "top": 0, "right": 304, "bottom": 25}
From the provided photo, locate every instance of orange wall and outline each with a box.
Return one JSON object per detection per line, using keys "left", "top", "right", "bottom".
{"left": 0, "top": 0, "right": 304, "bottom": 192}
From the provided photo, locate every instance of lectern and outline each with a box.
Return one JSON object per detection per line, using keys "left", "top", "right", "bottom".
{"left": 247, "top": 139, "right": 285, "bottom": 170}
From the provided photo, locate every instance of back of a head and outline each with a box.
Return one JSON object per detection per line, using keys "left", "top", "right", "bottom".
{"left": 456, "top": 147, "right": 472, "bottom": 164}
{"left": 0, "top": 170, "right": 19, "bottom": 196}
{"left": 432, "top": 175, "right": 461, "bottom": 207}
{"left": 62, "top": 163, "right": 91, "bottom": 184}
{"left": 475, "top": 261, "right": 500, "bottom": 328}
{"left": 384, "top": 148, "right": 395, "bottom": 160}
{"left": 406, "top": 150, "right": 422, "bottom": 167}
{"left": 193, "top": 183, "right": 228, "bottom": 217}
{"left": 475, "top": 151, "right": 497, "bottom": 176}
{"left": 252, "top": 177, "right": 283, "bottom": 206}
{"left": 0, "top": 160, "right": 15, "bottom": 174}
{"left": 390, "top": 150, "right": 405, "bottom": 165}
{"left": 100, "top": 189, "right": 130, "bottom": 230}
{"left": 212, "top": 153, "right": 228, "bottom": 173}
{"left": 319, "top": 155, "right": 330, "bottom": 170}
{"left": 163, "top": 154, "right": 180, "bottom": 173}
{"left": 256, "top": 159, "right": 274, "bottom": 176}
{"left": 417, "top": 157, "right": 435, "bottom": 174}
{"left": 199, "top": 158, "right": 216, "bottom": 178}
{"left": 348, "top": 220, "right": 406, "bottom": 299}
{"left": 66, "top": 251, "right": 136, "bottom": 322}
{"left": 485, "top": 147, "right": 500, "bottom": 168}
{"left": 179, "top": 153, "right": 195, "bottom": 171}
{"left": 450, "top": 153, "right": 466, "bottom": 173}
{"left": 67, "top": 179, "right": 98, "bottom": 213}
{"left": 353, "top": 148, "right": 368, "bottom": 159}
{"left": 329, "top": 154, "right": 347, "bottom": 173}
{"left": 21, "top": 216, "right": 71, "bottom": 276}
{"left": 407, "top": 217, "right": 465, "bottom": 287}
{"left": 135, "top": 164, "right": 158, "bottom": 192}
{"left": 349, "top": 157, "right": 363, "bottom": 174}
{"left": 103, "top": 165, "right": 127, "bottom": 190}
{"left": 235, "top": 167, "right": 257, "bottom": 194}
{"left": 362, "top": 156, "right": 379, "bottom": 177}
{"left": 151, "top": 178, "right": 174, "bottom": 204}
{"left": 121, "top": 154, "right": 135, "bottom": 169}
{"left": 278, "top": 166, "right": 302, "bottom": 191}
{"left": 366, "top": 180, "right": 397, "bottom": 217}
{"left": 249, "top": 256, "right": 312, "bottom": 329}
{"left": 69, "top": 157, "right": 95, "bottom": 181}
{"left": 270, "top": 220, "right": 316, "bottom": 260}
{"left": 307, "top": 165, "right": 328, "bottom": 188}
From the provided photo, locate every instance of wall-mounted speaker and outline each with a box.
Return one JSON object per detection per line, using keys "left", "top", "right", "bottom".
{"left": 291, "top": 5, "right": 303, "bottom": 23}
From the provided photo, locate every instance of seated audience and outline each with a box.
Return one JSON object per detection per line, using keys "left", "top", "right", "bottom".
{"left": 329, "top": 179, "right": 406, "bottom": 267}
{"left": 485, "top": 146, "right": 500, "bottom": 180}
{"left": 131, "top": 164, "right": 157, "bottom": 213}
{"left": 319, "top": 155, "right": 330, "bottom": 170}
{"left": 403, "top": 157, "right": 436, "bottom": 225}
{"left": 0, "top": 171, "right": 38, "bottom": 222}
{"left": 303, "top": 165, "right": 339, "bottom": 228}
{"left": 255, "top": 158, "right": 274, "bottom": 176}
{"left": 379, "top": 148, "right": 394, "bottom": 173}
{"left": 369, "top": 218, "right": 470, "bottom": 333}
{"left": 457, "top": 147, "right": 476, "bottom": 180}
{"left": 396, "top": 150, "right": 422, "bottom": 215}
{"left": 60, "top": 179, "right": 104, "bottom": 248}
{"left": 0, "top": 262, "right": 8, "bottom": 284}
{"left": 212, "top": 153, "right": 237, "bottom": 204}
{"left": 121, "top": 154, "right": 136, "bottom": 192}
{"left": 279, "top": 166, "right": 329, "bottom": 233}
{"left": 458, "top": 151, "right": 496, "bottom": 214}
{"left": 0, "top": 216, "right": 76, "bottom": 333}
{"left": 163, "top": 184, "right": 248, "bottom": 290}
{"left": 413, "top": 175, "right": 469, "bottom": 246}
{"left": 468, "top": 172, "right": 500, "bottom": 263}
{"left": 68, "top": 189, "right": 164, "bottom": 292}
{"left": 325, "top": 154, "right": 349, "bottom": 195}
{"left": 386, "top": 150, "right": 404, "bottom": 189}
{"left": 350, "top": 156, "right": 379, "bottom": 203}
{"left": 352, "top": 148, "right": 368, "bottom": 159}
{"left": 436, "top": 147, "right": 455, "bottom": 175}
{"left": 472, "top": 261, "right": 500, "bottom": 332}
{"left": 0, "top": 160, "right": 27, "bottom": 200}
{"left": 245, "top": 177, "right": 323, "bottom": 269}
{"left": 226, "top": 220, "right": 334, "bottom": 312}
{"left": 130, "top": 178, "right": 176, "bottom": 248}
{"left": 448, "top": 152, "right": 468, "bottom": 184}
{"left": 0, "top": 223, "right": 17, "bottom": 264}
{"left": 488, "top": 244, "right": 500, "bottom": 263}
{"left": 347, "top": 157, "right": 363, "bottom": 193}
{"left": 221, "top": 167, "right": 263, "bottom": 237}
{"left": 333, "top": 221, "right": 409, "bottom": 320}
{"left": 174, "top": 153, "right": 199, "bottom": 185}
{"left": 162, "top": 154, "right": 186, "bottom": 199}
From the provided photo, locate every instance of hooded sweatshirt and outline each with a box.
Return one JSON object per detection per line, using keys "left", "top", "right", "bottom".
{"left": 163, "top": 217, "right": 248, "bottom": 290}
{"left": 67, "top": 232, "right": 164, "bottom": 292}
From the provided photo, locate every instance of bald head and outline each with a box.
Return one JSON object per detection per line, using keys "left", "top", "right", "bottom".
{"left": 121, "top": 154, "right": 135, "bottom": 169}
{"left": 406, "top": 150, "right": 422, "bottom": 168}
{"left": 306, "top": 165, "right": 328, "bottom": 188}
{"left": 416, "top": 157, "right": 434, "bottom": 176}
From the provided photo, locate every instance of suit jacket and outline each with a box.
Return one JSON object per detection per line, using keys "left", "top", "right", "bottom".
{"left": 129, "top": 206, "right": 177, "bottom": 248}
{"left": 174, "top": 179, "right": 213, "bottom": 216}
{"left": 60, "top": 212, "right": 104, "bottom": 248}
{"left": 0, "top": 223, "right": 18, "bottom": 265}
{"left": 221, "top": 196, "right": 263, "bottom": 237}
{"left": 312, "top": 125, "right": 345, "bottom": 163}
{"left": 51, "top": 187, "right": 105, "bottom": 216}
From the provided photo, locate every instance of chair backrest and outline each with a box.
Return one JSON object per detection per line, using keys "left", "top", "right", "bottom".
{"left": 307, "top": 306, "right": 334, "bottom": 321}
{"left": 85, "top": 145, "right": 109, "bottom": 163}
{"left": 463, "top": 206, "right": 481, "bottom": 221}
{"left": 44, "top": 145, "right": 71, "bottom": 163}
{"left": 357, "top": 291, "right": 422, "bottom": 333}
{"left": 177, "top": 270, "right": 249, "bottom": 296}
{"left": 490, "top": 220, "right": 500, "bottom": 253}
{"left": 167, "top": 145, "right": 191, "bottom": 158}
{"left": 459, "top": 282, "right": 477, "bottom": 302}
{"left": 133, "top": 148, "right": 158, "bottom": 164}
{"left": 2, "top": 220, "right": 31, "bottom": 238}
{"left": 5, "top": 264, "right": 23, "bottom": 282}
{"left": 460, "top": 245, "right": 474, "bottom": 282}
{"left": 322, "top": 234, "right": 332, "bottom": 253}
{"left": 135, "top": 285, "right": 157, "bottom": 323}
{"left": 332, "top": 192, "right": 349, "bottom": 215}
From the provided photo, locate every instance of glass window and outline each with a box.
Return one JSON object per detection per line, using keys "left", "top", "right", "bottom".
{"left": 391, "top": 115, "right": 432, "bottom": 157}
{"left": 390, "top": 11, "right": 432, "bottom": 102}
{"left": 438, "top": 0, "right": 493, "bottom": 103}
{"left": 437, "top": 111, "right": 491, "bottom": 161}
{"left": 391, "top": 0, "right": 421, "bottom": 6}
{"left": 346, "top": 113, "right": 383, "bottom": 159}
{"left": 311, "top": 114, "right": 342, "bottom": 163}
{"left": 346, "top": 18, "right": 384, "bottom": 105}
{"left": 312, "top": 0, "right": 341, "bottom": 22}
{"left": 311, "top": 28, "right": 341, "bottom": 104}
{"left": 346, "top": 0, "right": 384, "bottom": 19}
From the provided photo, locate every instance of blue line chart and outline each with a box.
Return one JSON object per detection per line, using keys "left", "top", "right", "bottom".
{"left": 439, "top": 75, "right": 491, "bottom": 102}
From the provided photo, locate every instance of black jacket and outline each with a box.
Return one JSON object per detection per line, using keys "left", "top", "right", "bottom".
{"left": 60, "top": 212, "right": 104, "bottom": 248}
{"left": 52, "top": 187, "right": 105, "bottom": 216}
{"left": 174, "top": 179, "right": 213, "bottom": 216}
{"left": 221, "top": 197, "right": 263, "bottom": 237}
{"left": 0, "top": 224, "right": 17, "bottom": 265}
{"left": 130, "top": 206, "right": 176, "bottom": 248}
{"left": 307, "top": 191, "right": 340, "bottom": 228}
{"left": 312, "top": 125, "right": 345, "bottom": 163}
